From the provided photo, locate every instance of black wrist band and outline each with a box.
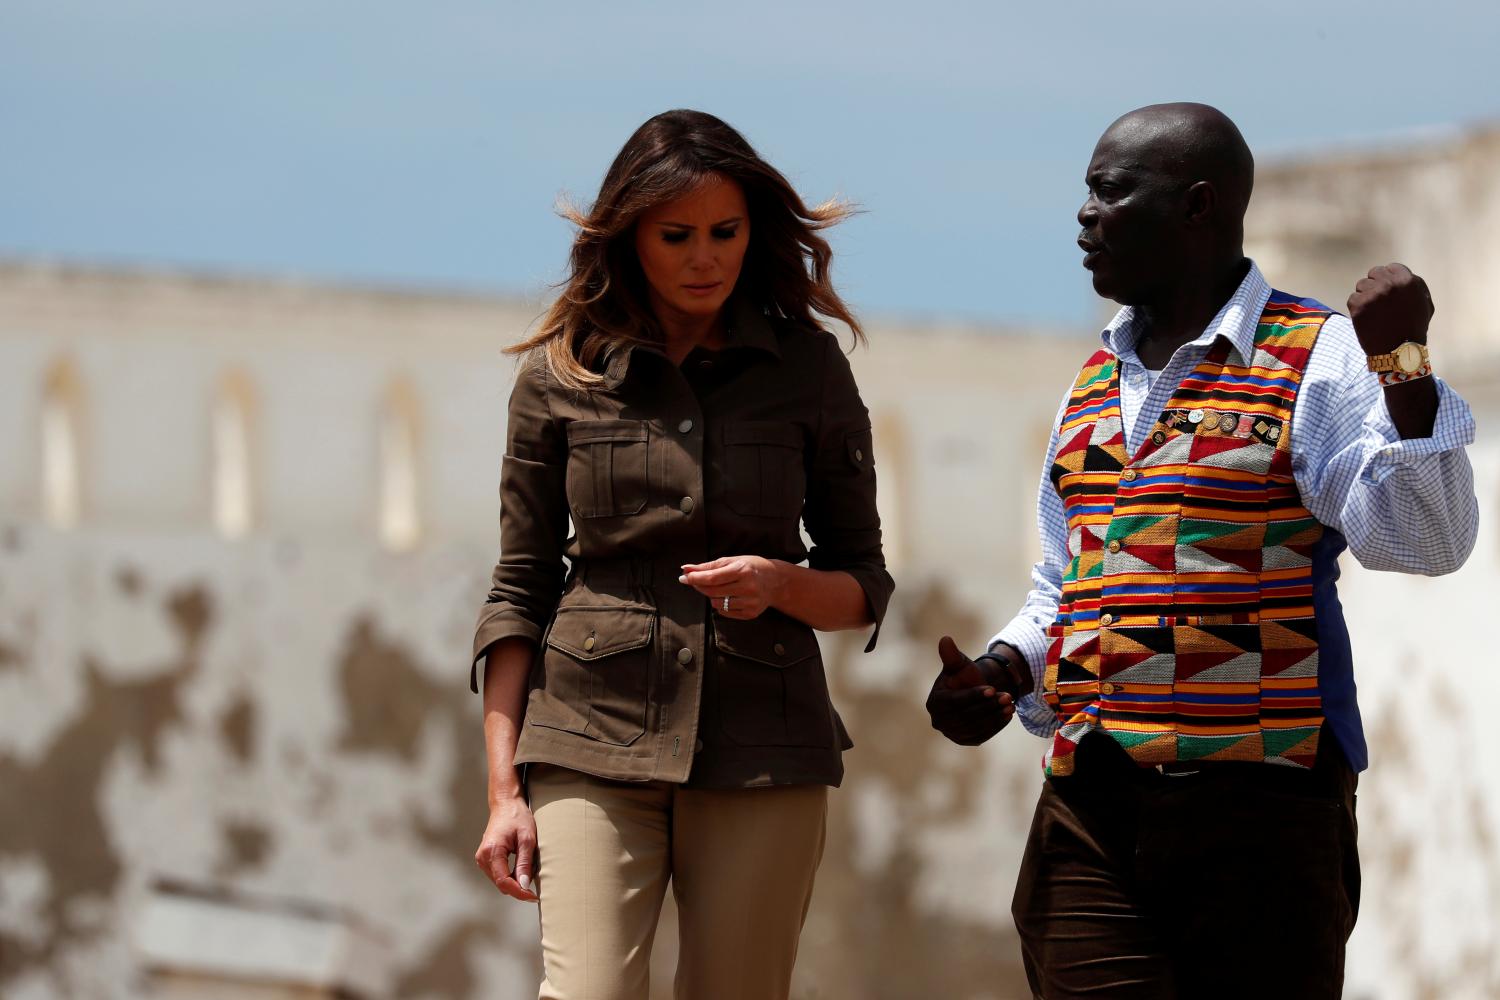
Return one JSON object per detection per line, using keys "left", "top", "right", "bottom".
{"left": 974, "top": 652, "right": 1024, "bottom": 695}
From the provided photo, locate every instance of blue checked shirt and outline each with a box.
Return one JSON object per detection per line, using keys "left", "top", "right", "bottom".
{"left": 992, "top": 262, "right": 1478, "bottom": 770}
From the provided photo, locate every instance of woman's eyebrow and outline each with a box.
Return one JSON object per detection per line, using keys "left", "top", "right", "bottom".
{"left": 654, "top": 216, "right": 744, "bottom": 229}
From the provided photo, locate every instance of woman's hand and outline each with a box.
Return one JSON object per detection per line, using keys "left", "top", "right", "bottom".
{"left": 679, "top": 556, "right": 786, "bottom": 620}
{"left": 474, "top": 792, "right": 540, "bottom": 903}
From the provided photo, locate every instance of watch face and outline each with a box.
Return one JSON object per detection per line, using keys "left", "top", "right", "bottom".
{"left": 1396, "top": 342, "right": 1424, "bottom": 373}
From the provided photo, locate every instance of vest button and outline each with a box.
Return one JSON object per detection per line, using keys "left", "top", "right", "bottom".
{"left": 1100, "top": 613, "right": 1115, "bottom": 626}
{"left": 679, "top": 496, "right": 696, "bottom": 515}
{"left": 678, "top": 418, "right": 694, "bottom": 433}
{"left": 1101, "top": 682, "right": 1117, "bottom": 695}
{"left": 1120, "top": 469, "right": 1138, "bottom": 482}
{"left": 773, "top": 642, "right": 786, "bottom": 657}
{"left": 677, "top": 647, "right": 694, "bottom": 665}
{"left": 1107, "top": 540, "right": 1122, "bottom": 554}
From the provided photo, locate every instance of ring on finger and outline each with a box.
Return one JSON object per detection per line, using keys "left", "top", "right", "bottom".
{"left": 722, "top": 596, "right": 731, "bottom": 613}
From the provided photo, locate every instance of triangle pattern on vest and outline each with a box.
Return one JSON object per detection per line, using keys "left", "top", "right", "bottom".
{"left": 1173, "top": 626, "right": 1255, "bottom": 677}
{"left": 1263, "top": 727, "right": 1320, "bottom": 767}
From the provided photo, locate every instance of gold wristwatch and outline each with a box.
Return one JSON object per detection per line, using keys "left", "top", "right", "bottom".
{"left": 1366, "top": 341, "right": 1431, "bottom": 385}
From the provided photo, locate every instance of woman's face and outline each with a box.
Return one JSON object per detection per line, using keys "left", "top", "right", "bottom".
{"left": 633, "top": 175, "right": 750, "bottom": 328}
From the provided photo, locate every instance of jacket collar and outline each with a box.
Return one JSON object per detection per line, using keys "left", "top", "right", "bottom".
{"left": 601, "top": 296, "right": 782, "bottom": 387}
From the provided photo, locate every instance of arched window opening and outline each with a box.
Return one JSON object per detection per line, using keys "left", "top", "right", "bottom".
{"left": 41, "top": 359, "right": 83, "bottom": 529}
{"left": 378, "top": 379, "right": 422, "bottom": 552}
{"left": 212, "top": 371, "right": 256, "bottom": 539}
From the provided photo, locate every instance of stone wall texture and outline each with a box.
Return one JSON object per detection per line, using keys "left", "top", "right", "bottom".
{"left": 2, "top": 125, "right": 1497, "bottom": 1000}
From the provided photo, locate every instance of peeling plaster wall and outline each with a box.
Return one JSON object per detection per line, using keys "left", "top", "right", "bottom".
{"left": 1246, "top": 125, "right": 1500, "bottom": 998}
{"left": 1, "top": 245, "right": 1497, "bottom": 1000}
{"left": 1246, "top": 124, "right": 1500, "bottom": 369}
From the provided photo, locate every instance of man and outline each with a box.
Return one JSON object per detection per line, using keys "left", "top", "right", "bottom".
{"left": 926, "top": 103, "right": 1477, "bottom": 998}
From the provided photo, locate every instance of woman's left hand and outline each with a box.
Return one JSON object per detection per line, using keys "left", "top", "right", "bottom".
{"left": 679, "top": 556, "right": 786, "bottom": 620}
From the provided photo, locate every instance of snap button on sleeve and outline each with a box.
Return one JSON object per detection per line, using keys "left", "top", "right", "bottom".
{"left": 678, "top": 418, "right": 694, "bottom": 433}
{"left": 679, "top": 496, "right": 696, "bottom": 515}
{"left": 677, "top": 647, "right": 694, "bottom": 665}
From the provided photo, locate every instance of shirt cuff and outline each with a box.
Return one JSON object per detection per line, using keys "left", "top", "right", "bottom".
{"left": 989, "top": 617, "right": 1058, "bottom": 738}
{"left": 1361, "top": 377, "right": 1476, "bottom": 487}
{"left": 470, "top": 607, "right": 543, "bottom": 693}
{"left": 840, "top": 564, "right": 894, "bottom": 653}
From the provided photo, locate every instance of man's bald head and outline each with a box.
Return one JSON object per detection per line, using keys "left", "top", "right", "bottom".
{"left": 1078, "top": 103, "right": 1255, "bottom": 305}
{"left": 1097, "top": 103, "right": 1254, "bottom": 227}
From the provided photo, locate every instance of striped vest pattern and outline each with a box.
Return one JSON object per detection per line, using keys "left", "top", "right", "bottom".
{"left": 1042, "top": 293, "right": 1332, "bottom": 777}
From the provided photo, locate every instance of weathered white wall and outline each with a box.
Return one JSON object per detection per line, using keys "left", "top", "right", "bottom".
{"left": 2, "top": 146, "right": 1498, "bottom": 1000}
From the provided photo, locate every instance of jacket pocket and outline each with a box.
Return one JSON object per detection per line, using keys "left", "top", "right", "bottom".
{"left": 712, "top": 612, "right": 834, "bottom": 748}
{"left": 722, "top": 421, "right": 806, "bottom": 519}
{"left": 566, "top": 420, "right": 649, "bottom": 519}
{"left": 526, "top": 605, "right": 654, "bottom": 746}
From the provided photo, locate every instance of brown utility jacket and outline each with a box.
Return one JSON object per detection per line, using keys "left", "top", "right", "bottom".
{"left": 472, "top": 303, "right": 892, "bottom": 787}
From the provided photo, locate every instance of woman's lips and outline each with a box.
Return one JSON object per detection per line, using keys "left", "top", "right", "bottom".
{"left": 682, "top": 282, "right": 722, "bottom": 297}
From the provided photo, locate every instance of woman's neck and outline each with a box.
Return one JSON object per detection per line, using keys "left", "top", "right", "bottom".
{"left": 655, "top": 307, "right": 726, "bottom": 366}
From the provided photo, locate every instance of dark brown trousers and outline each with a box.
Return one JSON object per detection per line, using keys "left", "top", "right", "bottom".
{"left": 1011, "top": 731, "right": 1359, "bottom": 999}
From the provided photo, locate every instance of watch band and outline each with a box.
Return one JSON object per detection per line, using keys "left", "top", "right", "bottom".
{"left": 1377, "top": 363, "right": 1434, "bottom": 387}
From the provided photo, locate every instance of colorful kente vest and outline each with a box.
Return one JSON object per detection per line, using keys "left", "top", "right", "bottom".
{"left": 1043, "top": 293, "right": 1332, "bottom": 777}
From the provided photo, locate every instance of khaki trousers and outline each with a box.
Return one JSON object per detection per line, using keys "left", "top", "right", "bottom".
{"left": 528, "top": 764, "right": 828, "bottom": 1000}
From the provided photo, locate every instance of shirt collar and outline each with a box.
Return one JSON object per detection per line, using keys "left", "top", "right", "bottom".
{"left": 602, "top": 296, "right": 782, "bottom": 386}
{"left": 1099, "top": 259, "right": 1272, "bottom": 368}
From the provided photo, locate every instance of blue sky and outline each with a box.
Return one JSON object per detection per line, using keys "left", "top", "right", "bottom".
{"left": 3, "top": 1, "right": 1497, "bottom": 328}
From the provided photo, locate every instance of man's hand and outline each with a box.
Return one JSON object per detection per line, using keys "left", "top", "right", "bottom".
{"left": 1347, "top": 262, "right": 1434, "bottom": 355}
{"left": 1348, "top": 262, "right": 1440, "bottom": 440}
{"left": 924, "top": 636, "right": 1017, "bottom": 746}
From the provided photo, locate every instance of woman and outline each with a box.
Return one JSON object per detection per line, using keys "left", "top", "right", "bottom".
{"left": 471, "top": 109, "right": 892, "bottom": 1000}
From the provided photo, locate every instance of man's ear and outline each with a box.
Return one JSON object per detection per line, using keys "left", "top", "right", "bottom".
{"left": 1184, "top": 180, "right": 1217, "bottom": 228}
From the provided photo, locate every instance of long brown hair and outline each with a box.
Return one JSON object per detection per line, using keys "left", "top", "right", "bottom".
{"left": 508, "top": 109, "right": 864, "bottom": 389}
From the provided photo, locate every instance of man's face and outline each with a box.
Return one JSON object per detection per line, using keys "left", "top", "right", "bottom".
{"left": 1076, "top": 127, "right": 1189, "bottom": 305}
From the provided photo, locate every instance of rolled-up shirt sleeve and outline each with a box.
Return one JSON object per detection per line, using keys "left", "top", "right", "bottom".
{"left": 470, "top": 359, "right": 569, "bottom": 692}
{"left": 802, "top": 334, "right": 894, "bottom": 652}
{"left": 1292, "top": 315, "right": 1478, "bottom": 577}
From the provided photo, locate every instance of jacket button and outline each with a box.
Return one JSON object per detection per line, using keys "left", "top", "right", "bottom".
{"left": 1101, "top": 682, "right": 1116, "bottom": 695}
{"left": 677, "top": 647, "right": 694, "bottom": 665}
{"left": 1100, "top": 613, "right": 1114, "bottom": 626}
{"left": 853, "top": 449, "right": 864, "bottom": 463}
{"left": 694, "top": 739, "right": 704, "bottom": 753}
{"left": 1106, "top": 540, "right": 1122, "bottom": 554}
{"left": 678, "top": 418, "right": 694, "bottom": 433}
{"left": 773, "top": 642, "right": 786, "bottom": 657}
{"left": 679, "top": 496, "right": 695, "bottom": 514}
{"left": 1120, "top": 469, "right": 1138, "bottom": 482}
{"left": 583, "top": 634, "right": 596, "bottom": 651}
